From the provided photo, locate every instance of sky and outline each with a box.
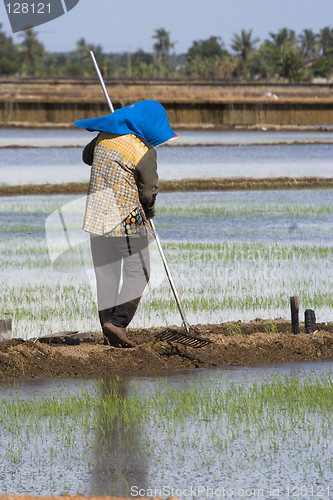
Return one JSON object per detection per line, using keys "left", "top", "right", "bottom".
{"left": 1, "top": 0, "right": 333, "bottom": 54}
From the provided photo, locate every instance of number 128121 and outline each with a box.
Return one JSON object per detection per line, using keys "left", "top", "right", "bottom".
{"left": 6, "top": 3, "right": 51, "bottom": 14}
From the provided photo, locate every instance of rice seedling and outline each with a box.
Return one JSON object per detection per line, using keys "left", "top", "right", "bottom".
{"left": 134, "top": 239, "right": 333, "bottom": 326}
{"left": 1, "top": 373, "right": 333, "bottom": 495}
{"left": 1, "top": 234, "right": 332, "bottom": 334}
{"left": 0, "top": 190, "right": 332, "bottom": 337}
{"left": 157, "top": 201, "right": 333, "bottom": 218}
{"left": 264, "top": 323, "right": 279, "bottom": 333}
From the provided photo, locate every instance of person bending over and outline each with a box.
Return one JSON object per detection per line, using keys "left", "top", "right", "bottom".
{"left": 74, "top": 100, "right": 177, "bottom": 347}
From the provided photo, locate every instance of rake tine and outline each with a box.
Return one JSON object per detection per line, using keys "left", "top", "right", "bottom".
{"left": 188, "top": 339, "right": 200, "bottom": 347}
{"left": 155, "top": 329, "right": 212, "bottom": 348}
{"left": 156, "top": 331, "right": 177, "bottom": 342}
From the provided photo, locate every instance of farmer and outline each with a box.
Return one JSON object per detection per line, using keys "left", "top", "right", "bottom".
{"left": 74, "top": 100, "right": 177, "bottom": 348}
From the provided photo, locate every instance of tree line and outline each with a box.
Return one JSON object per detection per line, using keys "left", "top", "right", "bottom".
{"left": 1, "top": 25, "right": 333, "bottom": 81}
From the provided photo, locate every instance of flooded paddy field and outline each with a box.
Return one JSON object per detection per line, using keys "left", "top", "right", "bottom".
{"left": 0, "top": 129, "right": 332, "bottom": 498}
{"left": 1, "top": 129, "right": 333, "bottom": 185}
{"left": 1, "top": 363, "right": 333, "bottom": 496}
{"left": 0, "top": 189, "right": 332, "bottom": 337}
{"left": 0, "top": 130, "right": 332, "bottom": 336}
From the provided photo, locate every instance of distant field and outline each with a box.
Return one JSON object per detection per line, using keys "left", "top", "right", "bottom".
{"left": 1, "top": 79, "right": 333, "bottom": 128}
{"left": 1, "top": 78, "right": 333, "bottom": 101}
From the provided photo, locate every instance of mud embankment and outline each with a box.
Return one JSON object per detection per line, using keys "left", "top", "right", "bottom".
{"left": 1, "top": 320, "right": 333, "bottom": 382}
{"left": 1, "top": 80, "right": 333, "bottom": 128}
{"left": 1, "top": 177, "right": 333, "bottom": 197}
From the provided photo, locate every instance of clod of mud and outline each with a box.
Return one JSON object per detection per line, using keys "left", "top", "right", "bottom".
{"left": 38, "top": 331, "right": 96, "bottom": 345}
{"left": 0, "top": 319, "right": 333, "bottom": 381}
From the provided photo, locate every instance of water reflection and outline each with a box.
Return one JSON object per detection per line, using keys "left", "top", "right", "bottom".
{"left": 90, "top": 377, "right": 148, "bottom": 496}
{"left": 2, "top": 360, "right": 333, "bottom": 398}
{"left": 1, "top": 362, "right": 333, "bottom": 495}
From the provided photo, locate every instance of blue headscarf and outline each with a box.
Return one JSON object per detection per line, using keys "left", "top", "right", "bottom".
{"left": 74, "top": 100, "right": 177, "bottom": 147}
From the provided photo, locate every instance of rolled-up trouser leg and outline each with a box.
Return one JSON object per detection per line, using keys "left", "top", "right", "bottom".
{"left": 112, "top": 236, "right": 150, "bottom": 327}
{"left": 90, "top": 235, "right": 122, "bottom": 327}
{"left": 90, "top": 234, "right": 150, "bottom": 328}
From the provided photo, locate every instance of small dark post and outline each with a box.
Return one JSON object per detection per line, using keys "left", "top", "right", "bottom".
{"left": 305, "top": 309, "right": 317, "bottom": 333}
{"left": 290, "top": 296, "right": 300, "bottom": 334}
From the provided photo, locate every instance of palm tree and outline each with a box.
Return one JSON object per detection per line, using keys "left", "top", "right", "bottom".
{"left": 19, "top": 28, "right": 45, "bottom": 76}
{"left": 269, "top": 28, "right": 297, "bottom": 55}
{"left": 152, "top": 28, "right": 174, "bottom": 62}
{"left": 298, "top": 29, "right": 318, "bottom": 61}
{"left": 318, "top": 26, "right": 333, "bottom": 56}
{"left": 231, "top": 29, "right": 259, "bottom": 61}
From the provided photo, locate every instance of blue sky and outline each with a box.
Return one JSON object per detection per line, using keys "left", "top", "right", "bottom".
{"left": 1, "top": 0, "right": 332, "bottom": 54}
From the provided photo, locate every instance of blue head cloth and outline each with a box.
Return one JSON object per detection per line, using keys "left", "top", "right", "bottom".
{"left": 74, "top": 100, "right": 177, "bottom": 147}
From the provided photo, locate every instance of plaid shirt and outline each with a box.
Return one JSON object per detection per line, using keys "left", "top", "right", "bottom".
{"left": 83, "top": 132, "right": 157, "bottom": 238}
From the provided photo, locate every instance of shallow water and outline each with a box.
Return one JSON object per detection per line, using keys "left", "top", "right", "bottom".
{"left": 1, "top": 360, "right": 333, "bottom": 398}
{"left": 0, "top": 129, "right": 332, "bottom": 185}
{"left": 1, "top": 189, "right": 332, "bottom": 335}
{"left": 0, "top": 130, "right": 332, "bottom": 496}
{"left": 1, "top": 362, "right": 333, "bottom": 497}
{"left": 0, "top": 143, "right": 332, "bottom": 184}
{"left": 2, "top": 190, "right": 332, "bottom": 244}
{"left": 1, "top": 128, "right": 333, "bottom": 147}
{"left": 0, "top": 134, "right": 332, "bottom": 330}
{"left": 157, "top": 190, "right": 333, "bottom": 244}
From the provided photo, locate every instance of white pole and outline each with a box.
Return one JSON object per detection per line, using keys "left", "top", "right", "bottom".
{"left": 90, "top": 51, "right": 114, "bottom": 113}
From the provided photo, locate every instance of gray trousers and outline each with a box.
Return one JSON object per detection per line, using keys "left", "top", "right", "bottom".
{"left": 90, "top": 234, "right": 150, "bottom": 328}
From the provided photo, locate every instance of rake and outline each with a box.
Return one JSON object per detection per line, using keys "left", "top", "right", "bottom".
{"left": 90, "top": 51, "right": 212, "bottom": 349}
{"left": 155, "top": 327, "right": 212, "bottom": 348}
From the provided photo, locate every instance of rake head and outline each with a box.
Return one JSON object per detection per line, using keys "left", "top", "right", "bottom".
{"left": 155, "top": 327, "right": 212, "bottom": 348}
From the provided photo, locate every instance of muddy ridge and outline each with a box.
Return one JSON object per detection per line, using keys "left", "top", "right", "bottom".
{"left": 1, "top": 319, "right": 333, "bottom": 382}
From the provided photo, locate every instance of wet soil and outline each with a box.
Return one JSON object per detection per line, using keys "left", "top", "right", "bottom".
{"left": 1, "top": 319, "right": 333, "bottom": 382}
